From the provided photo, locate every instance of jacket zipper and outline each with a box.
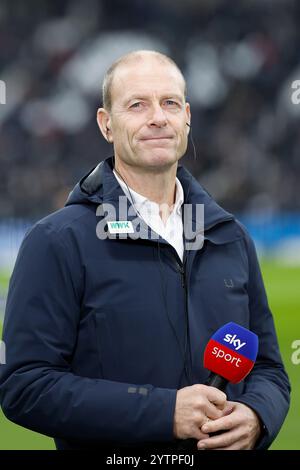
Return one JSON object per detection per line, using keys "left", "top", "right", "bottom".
{"left": 179, "top": 264, "right": 185, "bottom": 288}
{"left": 174, "top": 255, "right": 192, "bottom": 384}
{"left": 169, "top": 215, "right": 234, "bottom": 384}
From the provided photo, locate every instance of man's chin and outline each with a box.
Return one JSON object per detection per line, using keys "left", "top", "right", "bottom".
{"left": 139, "top": 152, "right": 179, "bottom": 171}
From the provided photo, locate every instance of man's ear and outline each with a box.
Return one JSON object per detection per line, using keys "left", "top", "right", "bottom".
{"left": 185, "top": 102, "right": 191, "bottom": 135}
{"left": 97, "top": 108, "right": 113, "bottom": 143}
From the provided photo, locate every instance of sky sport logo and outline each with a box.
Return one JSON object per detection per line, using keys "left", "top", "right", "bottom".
{"left": 211, "top": 333, "right": 246, "bottom": 368}
{"left": 204, "top": 322, "right": 258, "bottom": 384}
{"left": 223, "top": 333, "right": 246, "bottom": 351}
{"left": 0, "top": 80, "right": 6, "bottom": 104}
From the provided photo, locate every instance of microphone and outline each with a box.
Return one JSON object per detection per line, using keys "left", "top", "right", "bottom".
{"left": 177, "top": 322, "right": 258, "bottom": 450}
{"left": 204, "top": 322, "right": 258, "bottom": 392}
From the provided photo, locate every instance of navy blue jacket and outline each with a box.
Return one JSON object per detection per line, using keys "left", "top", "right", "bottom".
{"left": 0, "top": 157, "right": 290, "bottom": 450}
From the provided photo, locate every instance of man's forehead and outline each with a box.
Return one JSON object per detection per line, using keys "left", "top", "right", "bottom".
{"left": 111, "top": 60, "right": 185, "bottom": 100}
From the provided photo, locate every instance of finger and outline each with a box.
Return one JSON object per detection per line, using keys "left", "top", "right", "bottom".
{"left": 221, "top": 402, "right": 235, "bottom": 416}
{"left": 203, "top": 416, "right": 211, "bottom": 426}
{"left": 197, "top": 428, "right": 241, "bottom": 450}
{"left": 201, "top": 438, "right": 249, "bottom": 451}
{"left": 206, "top": 445, "right": 237, "bottom": 451}
{"left": 197, "top": 432, "right": 210, "bottom": 440}
{"left": 205, "top": 401, "right": 224, "bottom": 421}
{"left": 205, "top": 386, "right": 227, "bottom": 409}
{"left": 201, "top": 411, "right": 238, "bottom": 434}
{"left": 192, "top": 426, "right": 210, "bottom": 441}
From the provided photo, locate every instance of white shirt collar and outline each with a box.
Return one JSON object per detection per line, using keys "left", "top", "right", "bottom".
{"left": 113, "top": 169, "right": 184, "bottom": 217}
{"left": 113, "top": 168, "right": 185, "bottom": 261}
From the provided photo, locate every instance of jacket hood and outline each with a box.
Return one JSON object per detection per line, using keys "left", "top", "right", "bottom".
{"left": 65, "top": 156, "right": 234, "bottom": 231}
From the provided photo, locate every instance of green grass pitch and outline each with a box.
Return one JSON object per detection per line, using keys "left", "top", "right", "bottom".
{"left": 0, "top": 260, "right": 299, "bottom": 449}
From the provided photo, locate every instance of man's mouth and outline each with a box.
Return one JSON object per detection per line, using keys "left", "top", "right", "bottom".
{"left": 139, "top": 136, "right": 174, "bottom": 141}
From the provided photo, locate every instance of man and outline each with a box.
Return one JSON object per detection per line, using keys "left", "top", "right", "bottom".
{"left": 0, "top": 50, "right": 290, "bottom": 451}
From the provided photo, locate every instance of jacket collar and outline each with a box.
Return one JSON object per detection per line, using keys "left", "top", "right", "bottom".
{"left": 67, "top": 156, "right": 243, "bottom": 245}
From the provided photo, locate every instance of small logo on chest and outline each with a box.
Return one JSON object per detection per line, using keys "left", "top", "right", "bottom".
{"left": 107, "top": 221, "right": 134, "bottom": 234}
{"left": 224, "top": 278, "right": 234, "bottom": 288}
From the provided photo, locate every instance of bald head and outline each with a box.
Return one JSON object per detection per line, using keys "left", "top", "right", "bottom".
{"left": 102, "top": 50, "right": 187, "bottom": 112}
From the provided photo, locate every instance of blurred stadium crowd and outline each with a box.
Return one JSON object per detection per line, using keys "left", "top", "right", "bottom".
{"left": 0, "top": 0, "right": 300, "bottom": 219}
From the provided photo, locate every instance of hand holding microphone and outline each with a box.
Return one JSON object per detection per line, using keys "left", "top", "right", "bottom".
{"left": 197, "top": 322, "right": 261, "bottom": 450}
{"left": 173, "top": 383, "right": 227, "bottom": 441}
{"left": 173, "top": 322, "right": 260, "bottom": 449}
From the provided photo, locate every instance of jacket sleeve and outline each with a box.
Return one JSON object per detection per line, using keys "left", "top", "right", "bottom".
{"left": 0, "top": 222, "right": 177, "bottom": 443}
{"left": 234, "top": 225, "right": 291, "bottom": 449}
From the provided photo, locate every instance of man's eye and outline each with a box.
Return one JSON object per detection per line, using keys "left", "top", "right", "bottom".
{"left": 164, "top": 100, "right": 179, "bottom": 107}
{"left": 130, "top": 102, "right": 142, "bottom": 109}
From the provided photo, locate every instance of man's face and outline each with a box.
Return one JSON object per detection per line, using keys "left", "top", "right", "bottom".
{"left": 104, "top": 59, "right": 190, "bottom": 172}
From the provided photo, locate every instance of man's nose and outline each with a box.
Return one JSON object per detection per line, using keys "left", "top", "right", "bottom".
{"left": 148, "top": 103, "right": 167, "bottom": 127}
